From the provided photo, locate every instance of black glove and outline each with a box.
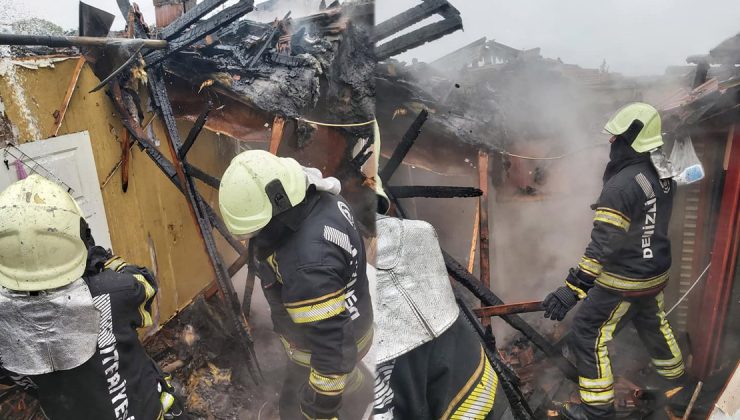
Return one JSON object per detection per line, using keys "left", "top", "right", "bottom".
{"left": 543, "top": 286, "right": 579, "bottom": 321}
{"left": 300, "top": 384, "right": 342, "bottom": 420}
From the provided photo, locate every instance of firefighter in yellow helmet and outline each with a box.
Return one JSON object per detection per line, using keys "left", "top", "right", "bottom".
{"left": 219, "top": 150, "right": 374, "bottom": 419}
{"left": 541, "top": 103, "right": 687, "bottom": 419}
{"left": 0, "top": 174, "right": 176, "bottom": 419}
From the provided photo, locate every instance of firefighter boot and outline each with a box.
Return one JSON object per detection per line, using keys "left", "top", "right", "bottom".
{"left": 558, "top": 402, "right": 616, "bottom": 420}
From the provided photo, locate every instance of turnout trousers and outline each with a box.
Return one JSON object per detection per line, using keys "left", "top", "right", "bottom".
{"left": 280, "top": 361, "right": 373, "bottom": 419}
{"left": 571, "top": 285, "right": 685, "bottom": 418}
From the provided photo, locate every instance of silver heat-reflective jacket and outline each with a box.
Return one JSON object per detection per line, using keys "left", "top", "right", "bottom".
{"left": 374, "top": 215, "right": 459, "bottom": 364}
{"left": 0, "top": 278, "right": 99, "bottom": 375}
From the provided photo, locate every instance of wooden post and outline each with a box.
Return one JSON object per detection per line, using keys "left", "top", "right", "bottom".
{"left": 52, "top": 56, "right": 85, "bottom": 137}
{"left": 468, "top": 205, "right": 480, "bottom": 273}
{"left": 269, "top": 116, "right": 285, "bottom": 155}
{"left": 478, "top": 150, "right": 491, "bottom": 326}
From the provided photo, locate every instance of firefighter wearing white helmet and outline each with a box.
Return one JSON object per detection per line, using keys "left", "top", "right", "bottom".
{"left": 541, "top": 103, "right": 690, "bottom": 419}
{"left": 219, "top": 150, "right": 374, "bottom": 420}
{"left": 0, "top": 173, "right": 87, "bottom": 291}
{"left": 0, "top": 174, "right": 176, "bottom": 419}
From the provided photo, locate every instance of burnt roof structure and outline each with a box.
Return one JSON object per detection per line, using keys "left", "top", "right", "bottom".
{"left": 376, "top": 36, "right": 642, "bottom": 157}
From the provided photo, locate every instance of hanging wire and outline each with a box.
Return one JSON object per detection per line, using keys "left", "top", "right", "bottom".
{"left": 296, "top": 117, "right": 377, "bottom": 127}
{"left": 2, "top": 142, "right": 75, "bottom": 194}
{"left": 666, "top": 263, "right": 711, "bottom": 316}
{"left": 497, "top": 143, "right": 609, "bottom": 161}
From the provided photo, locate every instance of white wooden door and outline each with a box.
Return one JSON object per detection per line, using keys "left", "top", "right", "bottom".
{"left": 0, "top": 131, "right": 113, "bottom": 250}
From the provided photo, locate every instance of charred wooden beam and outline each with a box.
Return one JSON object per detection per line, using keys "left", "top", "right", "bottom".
{"left": 146, "top": 67, "right": 261, "bottom": 383}
{"left": 108, "top": 82, "right": 245, "bottom": 256}
{"left": 88, "top": 45, "right": 145, "bottom": 93}
{"left": 375, "top": 16, "right": 462, "bottom": 61}
{"left": 457, "top": 297, "right": 536, "bottom": 420}
{"left": 372, "top": 0, "right": 450, "bottom": 42}
{"left": 116, "top": 0, "right": 151, "bottom": 39}
{"left": 185, "top": 163, "right": 221, "bottom": 189}
{"left": 160, "top": 0, "right": 227, "bottom": 39}
{"left": 248, "top": 12, "right": 290, "bottom": 70}
{"left": 179, "top": 102, "right": 213, "bottom": 160}
{"left": 379, "top": 109, "right": 428, "bottom": 183}
{"left": 443, "top": 250, "right": 578, "bottom": 381}
{"left": 387, "top": 185, "right": 482, "bottom": 199}
{"left": 145, "top": 0, "right": 255, "bottom": 67}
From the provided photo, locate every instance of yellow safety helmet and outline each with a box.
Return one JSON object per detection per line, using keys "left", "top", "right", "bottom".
{"left": 603, "top": 102, "right": 664, "bottom": 153}
{"left": 219, "top": 150, "right": 307, "bottom": 235}
{"left": 0, "top": 174, "right": 87, "bottom": 291}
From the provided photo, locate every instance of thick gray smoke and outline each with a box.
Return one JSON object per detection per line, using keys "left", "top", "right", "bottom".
{"left": 390, "top": 52, "right": 662, "bottom": 345}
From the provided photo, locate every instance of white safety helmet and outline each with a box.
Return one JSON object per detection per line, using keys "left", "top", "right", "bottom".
{"left": 0, "top": 174, "right": 87, "bottom": 291}
{"left": 219, "top": 150, "right": 307, "bottom": 235}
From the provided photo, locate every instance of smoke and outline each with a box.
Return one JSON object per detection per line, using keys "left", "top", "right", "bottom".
{"left": 388, "top": 47, "right": 652, "bottom": 345}
{"left": 251, "top": 0, "right": 326, "bottom": 22}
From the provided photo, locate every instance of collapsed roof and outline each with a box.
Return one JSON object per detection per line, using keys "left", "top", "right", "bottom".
{"left": 376, "top": 35, "right": 642, "bottom": 154}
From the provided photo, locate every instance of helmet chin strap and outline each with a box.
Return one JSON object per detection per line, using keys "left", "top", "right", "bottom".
{"left": 265, "top": 179, "right": 293, "bottom": 215}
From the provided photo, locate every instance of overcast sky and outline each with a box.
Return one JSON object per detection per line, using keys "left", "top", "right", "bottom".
{"left": 1, "top": 0, "right": 739, "bottom": 75}
{"left": 377, "top": 0, "right": 740, "bottom": 76}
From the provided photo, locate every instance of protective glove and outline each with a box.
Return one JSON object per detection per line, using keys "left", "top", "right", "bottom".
{"left": 543, "top": 286, "right": 579, "bottom": 321}
{"left": 300, "top": 384, "right": 342, "bottom": 420}
{"left": 543, "top": 268, "right": 587, "bottom": 321}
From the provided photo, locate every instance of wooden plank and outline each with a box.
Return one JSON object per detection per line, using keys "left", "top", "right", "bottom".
{"left": 474, "top": 301, "right": 544, "bottom": 317}
{"left": 269, "top": 116, "right": 285, "bottom": 154}
{"left": 52, "top": 56, "right": 85, "bottom": 137}
{"left": 478, "top": 150, "right": 491, "bottom": 326}
{"left": 478, "top": 151, "right": 491, "bottom": 285}
{"left": 372, "top": 0, "right": 449, "bottom": 42}
{"left": 375, "top": 17, "right": 462, "bottom": 61}
{"left": 467, "top": 204, "right": 479, "bottom": 273}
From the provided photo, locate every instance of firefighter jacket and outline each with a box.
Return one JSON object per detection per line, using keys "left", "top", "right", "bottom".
{"left": 573, "top": 161, "right": 675, "bottom": 295}
{"left": 253, "top": 188, "right": 374, "bottom": 401}
{"left": 0, "top": 247, "right": 166, "bottom": 420}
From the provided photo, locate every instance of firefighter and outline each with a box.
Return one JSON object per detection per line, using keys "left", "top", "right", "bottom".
{"left": 542, "top": 103, "right": 687, "bottom": 419}
{"left": 219, "top": 150, "right": 374, "bottom": 419}
{"left": 372, "top": 214, "right": 509, "bottom": 420}
{"left": 0, "top": 174, "right": 176, "bottom": 419}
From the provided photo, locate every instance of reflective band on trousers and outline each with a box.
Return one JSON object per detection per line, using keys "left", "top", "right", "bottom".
{"left": 279, "top": 327, "right": 374, "bottom": 368}
{"left": 442, "top": 345, "right": 498, "bottom": 420}
{"left": 596, "top": 270, "right": 669, "bottom": 291}
{"left": 310, "top": 369, "right": 347, "bottom": 396}
{"left": 579, "top": 376, "right": 615, "bottom": 405}
{"left": 580, "top": 301, "right": 631, "bottom": 406}
{"left": 653, "top": 293, "right": 685, "bottom": 379}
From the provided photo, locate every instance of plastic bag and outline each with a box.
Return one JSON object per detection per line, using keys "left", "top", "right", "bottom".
{"left": 669, "top": 136, "right": 705, "bottom": 185}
